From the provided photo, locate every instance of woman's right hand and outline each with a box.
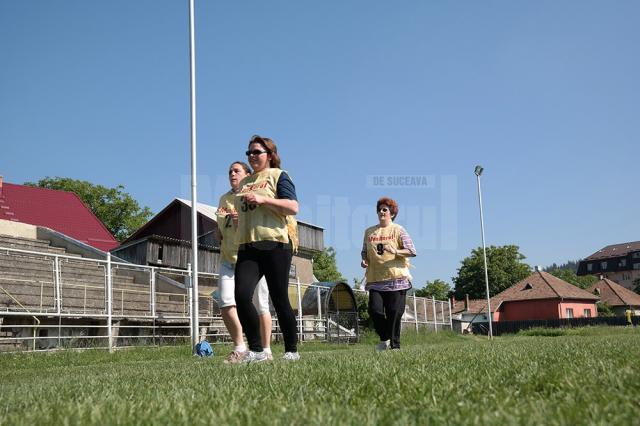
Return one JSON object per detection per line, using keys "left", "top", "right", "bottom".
{"left": 361, "top": 259, "right": 368, "bottom": 268}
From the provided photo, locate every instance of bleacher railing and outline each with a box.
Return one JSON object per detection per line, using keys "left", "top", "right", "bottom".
{"left": 0, "top": 245, "right": 452, "bottom": 352}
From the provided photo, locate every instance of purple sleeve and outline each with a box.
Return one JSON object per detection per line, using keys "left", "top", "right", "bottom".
{"left": 399, "top": 229, "right": 416, "bottom": 256}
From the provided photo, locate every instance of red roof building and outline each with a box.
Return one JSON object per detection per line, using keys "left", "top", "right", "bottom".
{"left": 588, "top": 278, "right": 640, "bottom": 316}
{"left": 0, "top": 179, "right": 118, "bottom": 251}
{"left": 491, "top": 271, "right": 599, "bottom": 321}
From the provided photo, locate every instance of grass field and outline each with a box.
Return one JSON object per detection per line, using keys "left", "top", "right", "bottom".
{"left": 1, "top": 327, "right": 639, "bottom": 425}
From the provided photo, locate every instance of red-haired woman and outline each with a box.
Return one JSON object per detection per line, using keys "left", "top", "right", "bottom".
{"left": 234, "top": 135, "right": 300, "bottom": 362}
{"left": 361, "top": 197, "right": 416, "bottom": 351}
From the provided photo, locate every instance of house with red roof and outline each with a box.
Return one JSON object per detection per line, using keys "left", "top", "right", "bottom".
{"left": 588, "top": 278, "right": 640, "bottom": 316}
{"left": 0, "top": 177, "right": 118, "bottom": 251}
{"left": 491, "top": 270, "right": 599, "bottom": 321}
{"left": 450, "top": 295, "right": 494, "bottom": 333}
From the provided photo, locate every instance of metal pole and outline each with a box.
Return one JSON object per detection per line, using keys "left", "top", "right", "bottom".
{"left": 187, "top": 262, "right": 194, "bottom": 344}
{"left": 150, "top": 267, "right": 156, "bottom": 318}
{"left": 54, "top": 256, "right": 62, "bottom": 347}
{"left": 432, "top": 297, "right": 438, "bottom": 333}
{"left": 151, "top": 267, "right": 156, "bottom": 345}
{"left": 413, "top": 294, "right": 418, "bottom": 332}
{"left": 107, "top": 253, "right": 113, "bottom": 352}
{"left": 475, "top": 167, "right": 493, "bottom": 339}
{"left": 316, "top": 285, "right": 322, "bottom": 330}
{"left": 188, "top": 0, "right": 200, "bottom": 353}
{"left": 448, "top": 299, "right": 453, "bottom": 330}
{"left": 423, "top": 297, "right": 428, "bottom": 328}
{"left": 54, "top": 256, "right": 61, "bottom": 315}
{"left": 296, "top": 278, "right": 303, "bottom": 340}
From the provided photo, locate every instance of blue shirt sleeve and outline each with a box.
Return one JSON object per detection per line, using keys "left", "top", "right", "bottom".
{"left": 276, "top": 172, "right": 297, "bottom": 201}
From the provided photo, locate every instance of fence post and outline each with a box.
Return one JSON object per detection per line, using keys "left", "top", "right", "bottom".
{"left": 150, "top": 267, "right": 156, "bottom": 318}
{"left": 107, "top": 253, "right": 113, "bottom": 352}
{"left": 296, "top": 278, "right": 303, "bottom": 341}
{"left": 413, "top": 294, "right": 418, "bottom": 332}
{"left": 54, "top": 256, "right": 61, "bottom": 315}
{"left": 150, "top": 267, "right": 156, "bottom": 345}
{"left": 316, "top": 285, "right": 322, "bottom": 331}
{"left": 432, "top": 297, "right": 438, "bottom": 333}
{"left": 54, "top": 255, "right": 62, "bottom": 347}
{"left": 423, "top": 297, "right": 428, "bottom": 329}
{"left": 448, "top": 298, "right": 453, "bottom": 330}
{"left": 187, "top": 263, "right": 193, "bottom": 344}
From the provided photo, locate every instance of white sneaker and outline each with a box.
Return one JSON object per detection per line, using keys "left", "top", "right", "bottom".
{"left": 375, "top": 340, "right": 390, "bottom": 352}
{"left": 282, "top": 352, "right": 300, "bottom": 361}
{"left": 241, "top": 351, "right": 270, "bottom": 364}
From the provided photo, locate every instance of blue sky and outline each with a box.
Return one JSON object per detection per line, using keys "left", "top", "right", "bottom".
{"left": 1, "top": 1, "right": 639, "bottom": 288}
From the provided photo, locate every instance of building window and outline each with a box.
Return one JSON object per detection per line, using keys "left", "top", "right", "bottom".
{"left": 584, "top": 309, "right": 591, "bottom": 318}
{"left": 619, "top": 259, "right": 627, "bottom": 268}
{"left": 587, "top": 263, "right": 593, "bottom": 272}
{"left": 633, "top": 252, "right": 640, "bottom": 259}
{"left": 601, "top": 261, "right": 607, "bottom": 270}
{"left": 566, "top": 308, "right": 574, "bottom": 318}
{"left": 634, "top": 263, "right": 640, "bottom": 270}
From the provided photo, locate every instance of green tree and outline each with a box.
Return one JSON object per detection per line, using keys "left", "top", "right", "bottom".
{"left": 312, "top": 247, "right": 345, "bottom": 282}
{"left": 415, "top": 279, "right": 451, "bottom": 300}
{"left": 547, "top": 268, "right": 598, "bottom": 289}
{"left": 597, "top": 302, "right": 615, "bottom": 317}
{"left": 543, "top": 260, "right": 579, "bottom": 273}
{"left": 453, "top": 245, "right": 531, "bottom": 299}
{"left": 25, "top": 177, "right": 152, "bottom": 242}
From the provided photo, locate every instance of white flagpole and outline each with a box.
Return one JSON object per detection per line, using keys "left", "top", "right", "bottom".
{"left": 188, "top": 0, "right": 200, "bottom": 353}
{"left": 474, "top": 165, "right": 493, "bottom": 339}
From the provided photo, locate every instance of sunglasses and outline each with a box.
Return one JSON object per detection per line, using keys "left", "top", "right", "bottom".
{"left": 378, "top": 207, "right": 390, "bottom": 213}
{"left": 246, "top": 149, "right": 269, "bottom": 156}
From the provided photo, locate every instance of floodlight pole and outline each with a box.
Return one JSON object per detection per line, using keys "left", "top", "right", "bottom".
{"left": 474, "top": 166, "right": 493, "bottom": 339}
{"left": 188, "top": 0, "right": 200, "bottom": 353}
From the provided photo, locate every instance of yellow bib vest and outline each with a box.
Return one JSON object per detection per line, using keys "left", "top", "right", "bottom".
{"left": 364, "top": 223, "right": 411, "bottom": 283}
{"left": 235, "top": 168, "right": 298, "bottom": 251}
{"left": 216, "top": 191, "right": 239, "bottom": 264}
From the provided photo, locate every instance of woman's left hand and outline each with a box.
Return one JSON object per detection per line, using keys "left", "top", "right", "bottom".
{"left": 383, "top": 245, "right": 397, "bottom": 255}
{"left": 243, "top": 193, "right": 266, "bottom": 205}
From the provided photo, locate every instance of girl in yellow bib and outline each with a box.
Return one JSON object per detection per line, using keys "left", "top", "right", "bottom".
{"left": 361, "top": 197, "right": 416, "bottom": 351}
{"left": 234, "top": 135, "right": 300, "bottom": 362}
{"left": 216, "top": 161, "right": 273, "bottom": 363}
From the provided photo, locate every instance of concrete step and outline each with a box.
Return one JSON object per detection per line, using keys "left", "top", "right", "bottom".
{"left": 0, "top": 256, "right": 100, "bottom": 273}
{"left": 0, "top": 236, "right": 68, "bottom": 255}
{"left": 0, "top": 293, "right": 189, "bottom": 315}
{"left": 0, "top": 234, "right": 61, "bottom": 248}
{"left": 0, "top": 262, "right": 137, "bottom": 283}
{"left": 0, "top": 281, "right": 190, "bottom": 307}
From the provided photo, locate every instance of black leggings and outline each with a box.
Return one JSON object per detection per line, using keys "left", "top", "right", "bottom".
{"left": 368, "top": 289, "right": 407, "bottom": 349}
{"left": 235, "top": 241, "right": 297, "bottom": 353}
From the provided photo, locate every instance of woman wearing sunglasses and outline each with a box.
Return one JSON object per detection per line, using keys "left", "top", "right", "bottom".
{"left": 361, "top": 197, "right": 416, "bottom": 351}
{"left": 234, "top": 135, "right": 300, "bottom": 362}
{"left": 215, "top": 161, "right": 273, "bottom": 363}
